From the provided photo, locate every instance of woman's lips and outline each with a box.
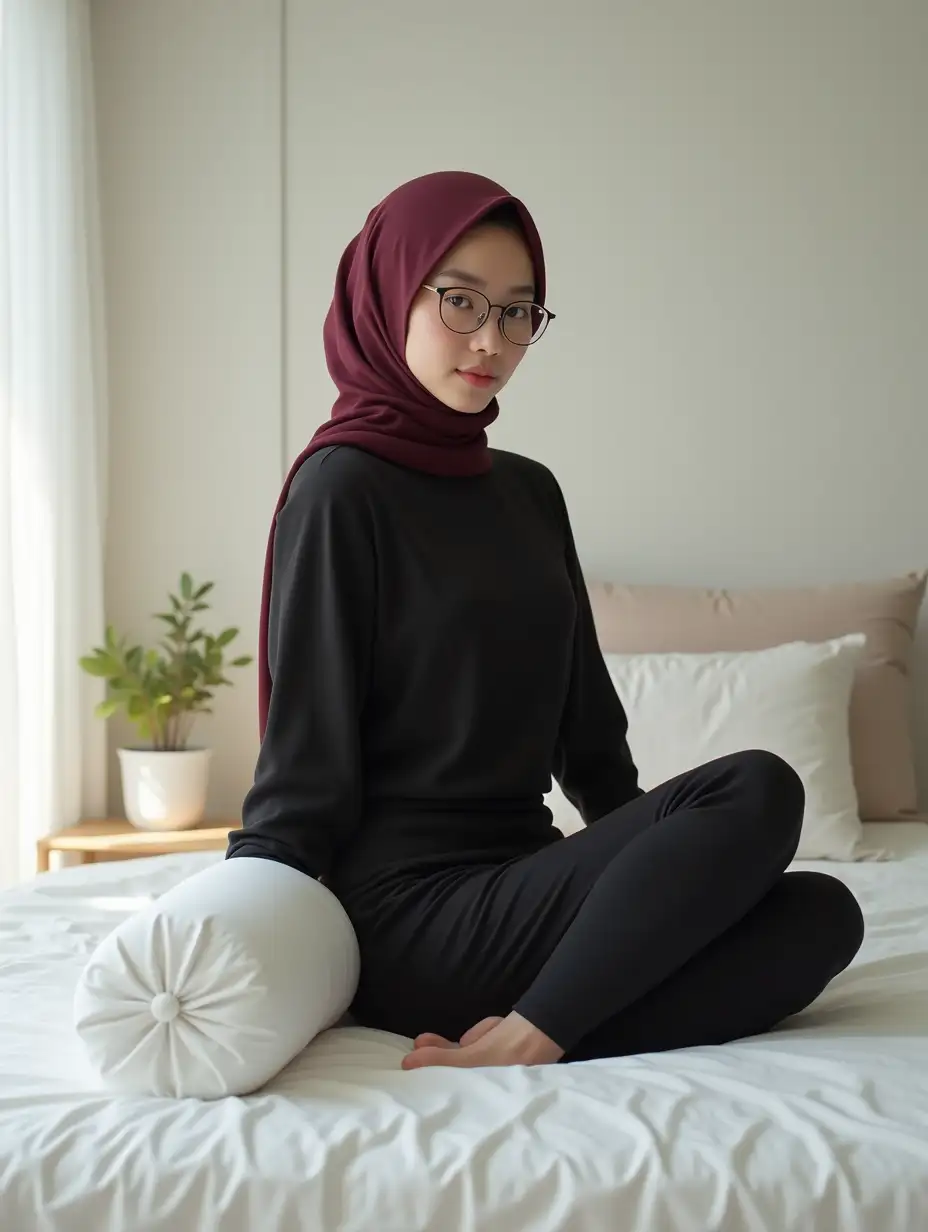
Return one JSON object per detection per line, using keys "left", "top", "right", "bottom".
{"left": 456, "top": 369, "right": 496, "bottom": 389}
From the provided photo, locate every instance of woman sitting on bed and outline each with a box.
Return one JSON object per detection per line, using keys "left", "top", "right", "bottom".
{"left": 225, "top": 170, "right": 865, "bottom": 1069}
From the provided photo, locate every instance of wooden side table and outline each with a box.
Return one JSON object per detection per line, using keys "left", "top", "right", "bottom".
{"left": 36, "top": 818, "right": 242, "bottom": 874}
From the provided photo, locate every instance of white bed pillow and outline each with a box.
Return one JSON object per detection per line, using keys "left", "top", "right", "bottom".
{"left": 73, "top": 856, "right": 360, "bottom": 1099}
{"left": 546, "top": 634, "right": 879, "bottom": 861}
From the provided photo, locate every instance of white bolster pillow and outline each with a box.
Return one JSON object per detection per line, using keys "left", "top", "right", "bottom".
{"left": 73, "top": 856, "right": 360, "bottom": 1099}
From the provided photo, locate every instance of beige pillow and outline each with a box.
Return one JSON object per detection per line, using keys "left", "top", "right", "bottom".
{"left": 588, "top": 572, "right": 927, "bottom": 821}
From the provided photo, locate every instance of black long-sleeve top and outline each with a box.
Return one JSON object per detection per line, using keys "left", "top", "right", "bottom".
{"left": 226, "top": 444, "right": 642, "bottom": 896}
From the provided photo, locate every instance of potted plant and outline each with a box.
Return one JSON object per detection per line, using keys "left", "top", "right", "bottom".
{"left": 79, "top": 573, "right": 253, "bottom": 831}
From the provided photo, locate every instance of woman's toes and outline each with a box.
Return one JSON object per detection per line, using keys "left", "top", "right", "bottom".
{"left": 413, "top": 1017, "right": 504, "bottom": 1050}
{"left": 413, "top": 1032, "right": 456, "bottom": 1050}
{"left": 459, "top": 1016, "right": 505, "bottom": 1046}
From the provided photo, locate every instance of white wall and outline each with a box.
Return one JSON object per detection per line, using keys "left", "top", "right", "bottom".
{"left": 90, "top": 0, "right": 282, "bottom": 816}
{"left": 92, "top": 0, "right": 928, "bottom": 814}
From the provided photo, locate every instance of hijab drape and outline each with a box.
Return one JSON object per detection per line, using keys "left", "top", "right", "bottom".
{"left": 257, "top": 170, "right": 546, "bottom": 736}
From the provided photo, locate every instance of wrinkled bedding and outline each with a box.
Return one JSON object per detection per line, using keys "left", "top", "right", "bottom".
{"left": 1, "top": 823, "right": 927, "bottom": 1231}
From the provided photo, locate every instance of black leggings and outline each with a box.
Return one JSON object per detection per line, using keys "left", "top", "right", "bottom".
{"left": 348, "top": 750, "right": 865, "bottom": 1061}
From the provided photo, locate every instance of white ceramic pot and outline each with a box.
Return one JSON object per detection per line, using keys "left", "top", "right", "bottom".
{"left": 117, "top": 747, "right": 213, "bottom": 831}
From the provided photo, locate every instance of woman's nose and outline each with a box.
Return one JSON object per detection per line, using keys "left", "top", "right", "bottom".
{"left": 470, "top": 311, "right": 503, "bottom": 353}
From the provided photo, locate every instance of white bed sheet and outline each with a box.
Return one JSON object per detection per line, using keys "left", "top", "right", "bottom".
{"left": 2, "top": 823, "right": 928, "bottom": 1232}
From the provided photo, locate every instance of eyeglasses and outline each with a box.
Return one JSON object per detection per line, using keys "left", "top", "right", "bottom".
{"left": 421, "top": 285, "right": 555, "bottom": 346}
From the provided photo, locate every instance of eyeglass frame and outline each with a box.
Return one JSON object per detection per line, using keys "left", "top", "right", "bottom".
{"left": 420, "top": 284, "right": 556, "bottom": 346}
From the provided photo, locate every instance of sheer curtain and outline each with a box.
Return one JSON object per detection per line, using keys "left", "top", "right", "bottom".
{"left": 0, "top": 0, "right": 108, "bottom": 886}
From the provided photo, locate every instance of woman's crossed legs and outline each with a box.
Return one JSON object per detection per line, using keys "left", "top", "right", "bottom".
{"left": 396, "top": 750, "right": 864, "bottom": 1069}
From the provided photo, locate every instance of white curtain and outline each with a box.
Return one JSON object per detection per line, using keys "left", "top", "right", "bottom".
{"left": 0, "top": 0, "right": 108, "bottom": 886}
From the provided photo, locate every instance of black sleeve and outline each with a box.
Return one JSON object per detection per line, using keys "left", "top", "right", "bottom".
{"left": 226, "top": 459, "right": 375, "bottom": 880}
{"left": 548, "top": 478, "right": 643, "bottom": 824}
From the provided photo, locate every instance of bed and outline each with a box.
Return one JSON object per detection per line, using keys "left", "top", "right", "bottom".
{"left": 2, "top": 823, "right": 928, "bottom": 1231}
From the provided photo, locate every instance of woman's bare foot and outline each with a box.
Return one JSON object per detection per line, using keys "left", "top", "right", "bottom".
{"left": 412, "top": 1016, "right": 504, "bottom": 1052}
{"left": 401, "top": 1012, "right": 564, "bottom": 1070}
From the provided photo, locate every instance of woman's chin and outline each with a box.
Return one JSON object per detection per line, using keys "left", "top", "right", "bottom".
{"left": 438, "top": 379, "right": 497, "bottom": 414}
{"left": 447, "top": 402, "right": 491, "bottom": 415}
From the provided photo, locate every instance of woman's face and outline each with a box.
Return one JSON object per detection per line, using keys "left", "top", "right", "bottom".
{"left": 405, "top": 223, "right": 536, "bottom": 414}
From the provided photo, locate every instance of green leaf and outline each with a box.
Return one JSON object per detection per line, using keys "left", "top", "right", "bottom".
{"left": 79, "top": 655, "right": 111, "bottom": 677}
{"left": 79, "top": 651, "right": 125, "bottom": 678}
{"left": 82, "top": 577, "right": 252, "bottom": 723}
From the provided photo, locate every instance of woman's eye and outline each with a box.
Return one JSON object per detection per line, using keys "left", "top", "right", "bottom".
{"left": 505, "top": 305, "right": 529, "bottom": 320}
{"left": 446, "top": 294, "right": 473, "bottom": 310}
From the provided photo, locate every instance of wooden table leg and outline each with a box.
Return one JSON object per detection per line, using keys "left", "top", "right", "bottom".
{"left": 36, "top": 842, "right": 50, "bottom": 874}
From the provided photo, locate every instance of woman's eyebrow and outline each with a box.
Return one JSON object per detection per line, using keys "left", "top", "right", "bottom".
{"left": 434, "top": 268, "right": 536, "bottom": 297}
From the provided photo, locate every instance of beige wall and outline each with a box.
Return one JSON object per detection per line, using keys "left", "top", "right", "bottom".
{"left": 92, "top": 0, "right": 928, "bottom": 815}
{"left": 91, "top": 0, "right": 282, "bottom": 817}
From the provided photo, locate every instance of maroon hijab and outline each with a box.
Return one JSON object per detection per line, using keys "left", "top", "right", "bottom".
{"left": 257, "top": 170, "right": 547, "bottom": 737}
